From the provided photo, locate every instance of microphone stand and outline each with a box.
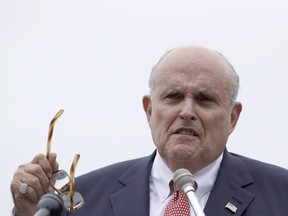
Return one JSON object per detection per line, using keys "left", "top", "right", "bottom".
{"left": 34, "top": 193, "right": 63, "bottom": 216}
{"left": 183, "top": 185, "right": 206, "bottom": 216}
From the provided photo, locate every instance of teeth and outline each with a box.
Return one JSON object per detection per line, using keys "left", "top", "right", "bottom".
{"left": 178, "top": 129, "right": 194, "bottom": 135}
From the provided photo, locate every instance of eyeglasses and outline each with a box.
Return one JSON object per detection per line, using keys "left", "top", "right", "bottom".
{"left": 46, "top": 109, "right": 84, "bottom": 212}
{"left": 51, "top": 154, "right": 84, "bottom": 212}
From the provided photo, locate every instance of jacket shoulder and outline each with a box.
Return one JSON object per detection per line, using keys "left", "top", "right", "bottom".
{"left": 75, "top": 152, "right": 155, "bottom": 188}
{"left": 229, "top": 152, "right": 288, "bottom": 180}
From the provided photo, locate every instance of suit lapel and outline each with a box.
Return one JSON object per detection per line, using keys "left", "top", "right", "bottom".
{"left": 204, "top": 150, "right": 255, "bottom": 216}
{"left": 107, "top": 150, "right": 256, "bottom": 216}
{"left": 110, "top": 152, "right": 156, "bottom": 216}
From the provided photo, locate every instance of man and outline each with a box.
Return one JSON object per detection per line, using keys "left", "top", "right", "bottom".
{"left": 10, "top": 45, "right": 288, "bottom": 216}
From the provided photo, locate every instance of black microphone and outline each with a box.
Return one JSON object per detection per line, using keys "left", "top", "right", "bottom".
{"left": 34, "top": 193, "right": 64, "bottom": 216}
{"left": 173, "top": 168, "right": 206, "bottom": 216}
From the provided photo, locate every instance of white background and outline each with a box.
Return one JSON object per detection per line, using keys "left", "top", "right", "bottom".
{"left": 1, "top": 0, "right": 288, "bottom": 215}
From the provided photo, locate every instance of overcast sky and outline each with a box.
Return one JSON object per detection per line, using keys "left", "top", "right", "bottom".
{"left": 1, "top": 0, "right": 288, "bottom": 214}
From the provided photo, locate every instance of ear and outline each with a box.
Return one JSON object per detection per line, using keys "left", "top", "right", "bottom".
{"left": 142, "top": 95, "right": 152, "bottom": 122}
{"left": 229, "top": 102, "right": 242, "bottom": 134}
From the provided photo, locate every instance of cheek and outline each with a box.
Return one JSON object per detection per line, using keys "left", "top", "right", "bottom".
{"left": 150, "top": 107, "right": 176, "bottom": 138}
{"left": 150, "top": 110, "right": 166, "bottom": 134}
{"left": 203, "top": 113, "right": 231, "bottom": 144}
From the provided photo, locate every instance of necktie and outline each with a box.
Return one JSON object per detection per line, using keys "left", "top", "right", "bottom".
{"left": 164, "top": 180, "right": 190, "bottom": 216}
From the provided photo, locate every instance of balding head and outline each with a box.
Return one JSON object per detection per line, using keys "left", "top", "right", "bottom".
{"left": 149, "top": 45, "right": 239, "bottom": 105}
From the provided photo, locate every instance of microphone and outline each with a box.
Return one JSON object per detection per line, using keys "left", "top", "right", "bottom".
{"left": 173, "top": 168, "right": 206, "bottom": 216}
{"left": 34, "top": 193, "right": 64, "bottom": 216}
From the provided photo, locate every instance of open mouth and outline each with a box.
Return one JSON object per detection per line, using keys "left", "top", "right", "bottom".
{"left": 176, "top": 129, "right": 199, "bottom": 137}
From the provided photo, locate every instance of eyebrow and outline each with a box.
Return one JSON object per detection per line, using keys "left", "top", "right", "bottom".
{"left": 196, "top": 88, "right": 221, "bottom": 98}
{"left": 158, "top": 87, "right": 183, "bottom": 98}
{"left": 196, "top": 88, "right": 217, "bottom": 96}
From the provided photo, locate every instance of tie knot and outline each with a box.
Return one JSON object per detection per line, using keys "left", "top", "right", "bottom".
{"left": 169, "top": 180, "right": 180, "bottom": 197}
{"left": 165, "top": 180, "right": 190, "bottom": 216}
{"left": 169, "top": 180, "right": 176, "bottom": 190}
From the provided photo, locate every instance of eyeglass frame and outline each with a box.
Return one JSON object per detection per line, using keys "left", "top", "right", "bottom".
{"left": 46, "top": 109, "right": 84, "bottom": 212}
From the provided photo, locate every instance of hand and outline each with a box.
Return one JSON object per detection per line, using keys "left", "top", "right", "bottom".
{"left": 10, "top": 153, "right": 59, "bottom": 216}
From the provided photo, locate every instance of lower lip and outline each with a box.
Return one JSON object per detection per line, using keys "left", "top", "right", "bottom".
{"left": 173, "top": 134, "right": 199, "bottom": 139}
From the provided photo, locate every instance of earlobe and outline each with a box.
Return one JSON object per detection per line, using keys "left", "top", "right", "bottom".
{"left": 229, "top": 102, "right": 242, "bottom": 134}
{"left": 142, "top": 95, "right": 152, "bottom": 121}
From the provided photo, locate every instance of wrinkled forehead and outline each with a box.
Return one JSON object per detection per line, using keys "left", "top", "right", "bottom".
{"left": 154, "top": 46, "right": 231, "bottom": 81}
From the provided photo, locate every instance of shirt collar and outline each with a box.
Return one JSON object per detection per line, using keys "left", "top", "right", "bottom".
{"left": 150, "top": 150, "right": 223, "bottom": 202}
{"left": 193, "top": 153, "right": 223, "bottom": 199}
{"left": 150, "top": 151, "right": 174, "bottom": 202}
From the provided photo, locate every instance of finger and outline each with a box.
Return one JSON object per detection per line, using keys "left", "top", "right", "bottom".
{"left": 48, "top": 152, "right": 59, "bottom": 173}
{"left": 14, "top": 163, "right": 50, "bottom": 198}
{"left": 11, "top": 170, "right": 40, "bottom": 204}
{"left": 12, "top": 181, "right": 38, "bottom": 204}
{"left": 32, "top": 153, "right": 54, "bottom": 178}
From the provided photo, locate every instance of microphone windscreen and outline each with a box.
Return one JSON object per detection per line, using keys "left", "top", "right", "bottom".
{"left": 173, "top": 168, "right": 197, "bottom": 192}
{"left": 36, "top": 193, "right": 64, "bottom": 215}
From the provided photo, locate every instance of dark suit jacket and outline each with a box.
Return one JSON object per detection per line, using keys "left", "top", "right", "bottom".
{"left": 62, "top": 149, "right": 288, "bottom": 215}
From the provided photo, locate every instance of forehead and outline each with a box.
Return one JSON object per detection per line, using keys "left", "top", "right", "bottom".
{"left": 152, "top": 46, "right": 232, "bottom": 93}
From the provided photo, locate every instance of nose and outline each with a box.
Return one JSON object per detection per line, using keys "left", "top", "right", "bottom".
{"left": 179, "top": 98, "right": 198, "bottom": 120}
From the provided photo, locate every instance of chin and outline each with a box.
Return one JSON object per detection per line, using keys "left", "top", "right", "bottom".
{"left": 170, "top": 145, "right": 202, "bottom": 161}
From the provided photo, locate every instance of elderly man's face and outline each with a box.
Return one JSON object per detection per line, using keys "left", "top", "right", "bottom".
{"left": 143, "top": 46, "right": 242, "bottom": 173}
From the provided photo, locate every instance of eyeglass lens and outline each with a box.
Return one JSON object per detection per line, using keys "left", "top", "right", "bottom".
{"left": 50, "top": 170, "right": 84, "bottom": 211}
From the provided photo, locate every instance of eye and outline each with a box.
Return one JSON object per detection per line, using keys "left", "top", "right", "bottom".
{"left": 166, "top": 92, "right": 183, "bottom": 99}
{"left": 196, "top": 92, "right": 215, "bottom": 103}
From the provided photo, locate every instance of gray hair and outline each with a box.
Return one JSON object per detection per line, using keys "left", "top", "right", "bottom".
{"left": 148, "top": 48, "right": 240, "bottom": 105}
{"left": 148, "top": 49, "right": 172, "bottom": 92}
{"left": 215, "top": 51, "right": 240, "bottom": 105}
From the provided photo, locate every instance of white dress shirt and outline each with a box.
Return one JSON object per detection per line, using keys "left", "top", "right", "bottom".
{"left": 149, "top": 151, "right": 223, "bottom": 216}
